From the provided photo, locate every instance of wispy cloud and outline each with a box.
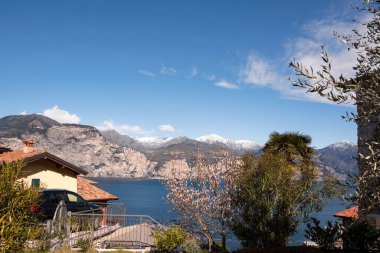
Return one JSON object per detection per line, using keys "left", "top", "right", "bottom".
{"left": 240, "top": 53, "right": 342, "bottom": 104}
{"left": 214, "top": 80, "right": 239, "bottom": 90}
{"left": 240, "top": 54, "right": 278, "bottom": 86}
{"left": 187, "top": 66, "right": 198, "bottom": 78}
{"left": 97, "top": 120, "right": 153, "bottom": 135}
{"left": 286, "top": 21, "right": 358, "bottom": 78}
{"left": 138, "top": 70, "right": 155, "bottom": 77}
{"left": 159, "top": 124, "right": 175, "bottom": 132}
{"left": 41, "top": 105, "right": 80, "bottom": 124}
{"left": 20, "top": 111, "right": 28, "bottom": 115}
{"left": 239, "top": 15, "right": 361, "bottom": 104}
{"left": 207, "top": 74, "right": 216, "bottom": 81}
{"left": 160, "top": 65, "right": 177, "bottom": 76}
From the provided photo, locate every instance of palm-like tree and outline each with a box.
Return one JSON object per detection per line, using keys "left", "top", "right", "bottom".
{"left": 263, "top": 132, "right": 315, "bottom": 165}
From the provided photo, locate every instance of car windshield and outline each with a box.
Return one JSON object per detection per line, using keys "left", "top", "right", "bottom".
{"left": 66, "top": 192, "right": 85, "bottom": 203}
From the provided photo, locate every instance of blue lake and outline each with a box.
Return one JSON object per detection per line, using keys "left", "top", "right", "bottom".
{"left": 89, "top": 177, "right": 347, "bottom": 250}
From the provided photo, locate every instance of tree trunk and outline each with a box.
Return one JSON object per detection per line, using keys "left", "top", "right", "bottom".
{"left": 222, "top": 232, "right": 227, "bottom": 252}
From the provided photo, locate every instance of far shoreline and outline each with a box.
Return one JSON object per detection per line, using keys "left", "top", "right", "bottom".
{"left": 85, "top": 176, "right": 163, "bottom": 180}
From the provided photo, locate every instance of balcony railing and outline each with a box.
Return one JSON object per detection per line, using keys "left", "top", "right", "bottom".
{"left": 49, "top": 210, "right": 163, "bottom": 251}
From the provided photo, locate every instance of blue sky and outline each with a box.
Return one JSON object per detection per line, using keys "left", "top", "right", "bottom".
{"left": 0, "top": 0, "right": 362, "bottom": 148}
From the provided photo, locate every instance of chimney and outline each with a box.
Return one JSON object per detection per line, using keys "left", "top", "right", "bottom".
{"left": 23, "top": 138, "right": 35, "bottom": 153}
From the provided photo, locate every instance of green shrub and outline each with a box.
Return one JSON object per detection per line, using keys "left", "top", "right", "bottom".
{"left": 77, "top": 238, "right": 92, "bottom": 253}
{"left": 304, "top": 218, "right": 340, "bottom": 251}
{"left": 0, "top": 161, "right": 43, "bottom": 253}
{"left": 183, "top": 238, "right": 201, "bottom": 253}
{"left": 153, "top": 225, "right": 189, "bottom": 253}
{"left": 342, "top": 220, "right": 380, "bottom": 251}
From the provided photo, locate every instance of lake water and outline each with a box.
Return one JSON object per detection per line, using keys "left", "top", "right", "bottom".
{"left": 89, "top": 177, "right": 347, "bottom": 250}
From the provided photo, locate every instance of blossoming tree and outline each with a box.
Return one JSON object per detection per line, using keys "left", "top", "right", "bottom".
{"left": 161, "top": 153, "right": 238, "bottom": 252}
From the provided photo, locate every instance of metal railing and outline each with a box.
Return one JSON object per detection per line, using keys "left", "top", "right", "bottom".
{"left": 89, "top": 202, "right": 127, "bottom": 216}
{"left": 65, "top": 212, "right": 163, "bottom": 250}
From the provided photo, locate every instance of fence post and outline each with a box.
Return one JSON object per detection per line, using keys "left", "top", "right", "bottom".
{"left": 67, "top": 211, "right": 71, "bottom": 246}
{"left": 140, "top": 216, "right": 143, "bottom": 249}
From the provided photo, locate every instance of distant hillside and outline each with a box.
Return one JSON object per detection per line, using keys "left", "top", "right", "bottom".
{"left": 0, "top": 114, "right": 156, "bottom": 178}
{"left": 197, "top": 134, "right": 261, "bottom": 152}
{"left": 0, "top": 114, "right": 60, "bottom": 137}
{"left": 101, "top": 127, "right": 358, "bottom": 178}
{"left": 0, "top": 114, "right": 358, "bottom": 178}
{"left": 103, "top": 130, "right": 231, "bottom": 169}
{"left": 315, "top": 141, "right": 358, "bottom": 178}
{"left": 102, "top": 130, "right": 143, "bottom": 150}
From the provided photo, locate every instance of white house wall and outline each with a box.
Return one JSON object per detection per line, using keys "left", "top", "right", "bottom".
{"left": 19, "top": 159, "right": 78, "bottom": 192}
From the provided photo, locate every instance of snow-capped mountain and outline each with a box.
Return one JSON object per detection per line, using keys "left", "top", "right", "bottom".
{"left": 326, "top": 140, "right": 356, "bottom": 150}
{"left": 196, "top": 134, "right": 261, "bottom": 152}
{"left": 136, "top": 136, "right": 174, "bottom": 148}
{"left": 0, "top": 114, "right": 359, "bottom": 179}
{"left": 315, "top": 140, "right": 357, "bottom": 178}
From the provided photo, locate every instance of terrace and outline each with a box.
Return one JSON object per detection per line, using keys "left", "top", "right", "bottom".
{"left": 46, "top": 202, "right": 163, "bottom": 252}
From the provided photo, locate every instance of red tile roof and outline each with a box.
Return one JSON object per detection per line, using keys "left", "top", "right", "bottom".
{"left": 77, "top": 177, "right": 118, "bottom": 202}
{"left": 334, "top": 206, "right": 358, "bottom": 219}
{"left": 0, "top": 149, "right": 46, "bottom": 162}
{"left": 0, "top": 149, "right": 88, "bottom": 175}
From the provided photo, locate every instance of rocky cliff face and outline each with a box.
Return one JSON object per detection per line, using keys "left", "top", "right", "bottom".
{"left": 103, "top": 130, "right": 232, "bottom": 170}
{"left": 0, "top": 114, "right": 358, "bottom": 178}
{"left": 0, "top": 115, "right": 156, "bottom": 177}
{"left": 105, "top": 130, "right": 359, "bottom": 179}
{"left": 315, "top": 141, "right": 357, "bottom": 179}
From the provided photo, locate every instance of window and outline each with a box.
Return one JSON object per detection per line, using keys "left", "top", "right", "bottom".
{"left": 50, "top": 192, "right": 65, "bottom": 204}
{"left": 66, "top": 192, "right": 85, "bottom": 203}
{"left": 31, "top": 178, "right": 40, "bottom": 188}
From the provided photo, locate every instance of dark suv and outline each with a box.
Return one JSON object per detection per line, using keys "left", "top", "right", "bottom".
{"left": 32, "top": 189, "right": 102, "bottom": 222}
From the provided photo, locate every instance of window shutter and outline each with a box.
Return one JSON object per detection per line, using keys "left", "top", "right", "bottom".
{"left": 31, "top": 178, "right": 40, "bottom": 188}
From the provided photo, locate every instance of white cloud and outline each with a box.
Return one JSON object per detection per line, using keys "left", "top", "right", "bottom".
{"left": 41, "top": 105, "right": 80, "bottom": 124}
{"left": 97, "top": 120, "right": 153, "bottom": 135}
{"left": 287, "top": 39, "right": 357, "bottom": 78}
{"left": 214, "top": 80, "right": 239, "bottom": 90}
{"left": 20, "top": 111, "right": 28, "bottom": 115}
{"left": 138, "top": 70, "right": 155, "bottom": 77}
{"left": 159, "top": 124, "right": 175, "bottom": 132}
{"left": 239, "top": 15, "right": 363, "bottom": 105}
{"left": 285, "top": 15, "right": 367, "bottom": 79}
{"left": 240, "top": 54, "right": 278, "bottom": 86}
{"left": 160, "top": 66, "right": 177, "bottom": 75}
{"left": 240, "top": 54, "right": 345, "bottom": 104}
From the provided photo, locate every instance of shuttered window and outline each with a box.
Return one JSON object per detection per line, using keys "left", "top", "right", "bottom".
{"left": 31, "top": 178, "right": 40, "bottom": 188}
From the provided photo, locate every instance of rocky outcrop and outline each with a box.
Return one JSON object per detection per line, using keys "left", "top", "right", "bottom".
{"left": 315, "top": 141, "right": 358, "bottom": 179}
{"left": 0, "top": 114, "right": 358, "bottom": 178}
{"left": 0, "top": 115, "right": 156, "bottom": 178}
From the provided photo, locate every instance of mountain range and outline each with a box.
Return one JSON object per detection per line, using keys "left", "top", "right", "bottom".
{"left": 0, "top": 114, "right": 357, "bottom": 179}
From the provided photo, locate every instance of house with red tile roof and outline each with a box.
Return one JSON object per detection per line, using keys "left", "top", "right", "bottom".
{"left": 77, "top": 176, "right": 119, "bottom": 222}
{"left": 77, "top": 177, "right": 118, "bottom": 202}
{"left": 335, "top": 206, "right": 380, "bottom": 230}
{"left": 334, "top": 206, "right": 358, "bottom": 227}
{"left": 0, "top": 139, "right": 117, "bottom": 204}
{"left": 334, "top": 206, "right": 359, "bottom": 220}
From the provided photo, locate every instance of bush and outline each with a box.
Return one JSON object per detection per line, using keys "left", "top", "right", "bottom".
{"left": 183, "top": 238, "right": 201, "bottom": 253}
{"left": 77, "top": 238, "right": 92, "bottom": 253}
{"left": 153, "top": 225, "right": 189, "bottom": 253}
{"left": 342, "top": 220, "right": 380, "bottom": 251}
{"left": 305, "top": 217, "right": 340, "bottom": 251}
{"left": 0, "top": 161, "right": 43, "bottom": 253}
